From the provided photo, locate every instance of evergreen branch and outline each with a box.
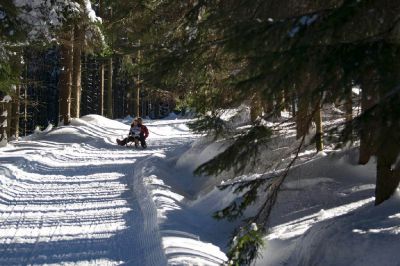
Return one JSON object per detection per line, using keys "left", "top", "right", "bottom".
{"left": 194, "top": 125, "right": 272, "bottom": 177}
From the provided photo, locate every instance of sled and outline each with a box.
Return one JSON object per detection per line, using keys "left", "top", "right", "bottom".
{"left": 116, "top": 138, "right": 147, "bottom": 149}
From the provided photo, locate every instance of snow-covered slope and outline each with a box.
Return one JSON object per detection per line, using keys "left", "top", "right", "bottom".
{"left": 1, "top": 114, "right": 399, "bottom": 266}
{"left": 0, "top": 115, "right": 227, "bottom": 265}
{"left": 254, "top": 151, "right": 400, "bottom": 266}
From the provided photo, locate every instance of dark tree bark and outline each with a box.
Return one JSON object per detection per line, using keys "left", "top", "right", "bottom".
{"left": 296, "top": 93, "right": 309, "bottom": 139}
{"left": 134, "top": 82, "right": 140, "bottom": 117}
{"left": 59, "top": 32, "right": 73, "bottom": 125}
{"left": 6, "top": 99, "right": 12, "bottom": 138}
{"left": 99, "top": 62, "right": 105, "bottom": 116}
{"left": 10, "top": 84, "right": 20, "bottom": 139}
{"left": 0, "top": 102, "right": 7, "bottom": 144}
{"left": 375, "top": 148, "right": 400, "bottom": 205}
{"left": 135, "top": 48, "right": 141, "bottom": 117}
{"left": 359, "top": 78, "right": 376, "bottom": 164}
{"left": 345, "top": 87, "right": 353, "bottom": 123}
{"left": 23, "top": 56, "right": 28, "bottom": 136}
{"left": 344, "top": 86, "right": 353, "bottom": 141}
{"left": 314, "top": 98, "right": 323, "bottom": 152}
{"left": 275, "top": 90, "right": 285, "bottom": 117}
{"left": 250, "top": 92, "right": 263, "bottom": 122}
{"left": 107, "top": 57, "right": 113, "bottom": 118}
{"left": 71, "top": 25, "right": 84, "bottom": 118}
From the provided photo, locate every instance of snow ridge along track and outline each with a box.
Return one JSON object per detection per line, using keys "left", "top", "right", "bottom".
{"left": 0, "top": 115, "right": 168, "bottom": 265}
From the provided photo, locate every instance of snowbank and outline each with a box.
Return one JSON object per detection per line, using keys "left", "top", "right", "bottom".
{"left": 286, "top": 192, "right": 400, "bottom": 266}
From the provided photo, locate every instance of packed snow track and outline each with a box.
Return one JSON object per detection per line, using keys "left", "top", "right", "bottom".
{"left": 0, "top": 115, "right": 222, "bottom": 265}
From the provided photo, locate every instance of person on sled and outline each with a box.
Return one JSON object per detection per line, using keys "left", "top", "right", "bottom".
{"left": 117, "top": 117, "right": 148, "bottom": 148}
{"left": 136, "top": 117, "right": 149, "bottom": 148}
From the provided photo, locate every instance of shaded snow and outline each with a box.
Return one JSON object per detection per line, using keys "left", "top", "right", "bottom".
{"left": 1, "top": 112, "right": 398, "bottom": 266}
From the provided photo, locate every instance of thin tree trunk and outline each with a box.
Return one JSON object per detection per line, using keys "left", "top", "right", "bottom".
{"left": 291, "top": 92, "right": 296, "bottom": 117}
{"left": 99, "top": 0, "right": 104, "bottom": 18}
{"left": 261, "top": 95, "right": 274, "bottom": 118}
{"left": 314, "top": 99, "right": 323, "bottom": 152}
{"left": 283, "top": 88, "right": 291, "bottom": 112}
{"left": 99, "top": 63, "right": 105, "bottom": 116}
{"left": 135, "top": 83, "right": 140, "bottom": 117}
{"left": 24, "top": 58, "right": 28, "bottom": 136}
{"left": 107, "top": 57, "right": 113, "bottom": 118}
{"left": 359, "top": 85, "right": 375, "bottom": 164}
{"left": 296, "top": 94, "right": 309, "bottom": 139}
{"left": 0, "top": 102, "right": 7, "bottom": 143}
{"left": 59, "top": 32, "right": 74, "bottom": 125}
{"left": 250, "top": 92, "right": 263, "bottom": 122}
{"left": 6, "top": 100, "right": 12, "bottom": 138}
{"left": 135, "top": 47, "right": 141, "bottom": 117}
{"left": 71, "top": 25, "right": 83, "bottom": 118}
{"left": 9, "top": 52, "right": 21, "bottom": 139}
{"left": 275, "top": 90, "right": 285, "bottom": 117}
{"left": 345, "top": 88, "right": 353, "bottom": 123}
{"left": 344, "top": 86, "right": 353, "bottom": 140}
{"left": 10, "top": 84, "right": 20, "bottom": 139}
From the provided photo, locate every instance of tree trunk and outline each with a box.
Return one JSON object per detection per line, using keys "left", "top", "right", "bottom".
{"left": 107, "top": 57, "right": 113, "bottom": 118}
{"left": 359, "top": 84, "right": 375, "bottom": 164}
{"left": 275, "top": 90, "right": 285, "bottom": 117}
{"left": 314, "top": 99, "right": 323, "bottom": 152}
{"left": 99, "top": 62, "right": 105, "bottom": 116}
{"left": 262, "top": 98, "right": 274, "bottom": 117}
{"left": 59, "top": 32, "right": 73, "bottom": 125}
{"left": 0, "top": 102, "right": 7, "bottom": 144}
{"left": 345, "top": 87, "right": 353, "bottom": 123}
{"left": 24, "top": 57, "right": 28, "bottom": 136}
{"left": 296, "top": 94, "right": 309, "bottom": 139}
{"left": 71, "top": 25, "right": 83, "bottom": 118}
{"left": 135, "top": 48, "right": 141, "bottom": 117}
{"left": 135, "top": 83, "right": 140, "bottom": 117}
{"left": 6, "top": 100, "right": 12, "bottom": 138}
{"left": 375, "top": 152, "right": 400, "bottom": 205}
{"left": 284, "top": 88, "right": 291, "bottom": 112}
{"left": 291, "top": 93, "right": 296, "bottom": 117}
{"left": 250, "top": 92, "right": 263, "bottom": 122}
{"left": 10, "top": 84, "right": 20, "bottom": 139}
{"left": 344, "top": 86, "right": 353, "bottom": 141}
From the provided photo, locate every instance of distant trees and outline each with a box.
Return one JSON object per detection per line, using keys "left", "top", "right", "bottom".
{"left": 58, "top": 0, "right": 103, "bottom": 125}
{"left": 0, "top": 0, "right": 102, "bottom": 134}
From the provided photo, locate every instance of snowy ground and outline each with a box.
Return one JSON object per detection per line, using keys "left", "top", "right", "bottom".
{"left": 1, "top": 114, "right": 399, "bottom": 266}
{"left": 0, "top": 115, "right": 227, "bottom": 265}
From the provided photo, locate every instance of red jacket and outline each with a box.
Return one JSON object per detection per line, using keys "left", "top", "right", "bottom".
{"left": 140, "top": 124, "right": 149, "bottom": 139}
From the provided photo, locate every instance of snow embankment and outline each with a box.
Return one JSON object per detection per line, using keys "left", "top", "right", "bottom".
{"left": 133, "top": 139, "right": 230, "bottom": 265}
{"left": 286, "top": 192, "right": 400, "bottom": 266}
{"left": 254, "top": 151, "right": 400, "bottom": 266}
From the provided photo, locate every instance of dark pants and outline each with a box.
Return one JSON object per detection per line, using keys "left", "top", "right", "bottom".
{"left": 138, "top": 133, "right": 147, "bottom": 148}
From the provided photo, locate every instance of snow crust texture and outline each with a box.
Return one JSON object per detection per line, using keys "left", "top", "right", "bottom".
{"left": 0, "top": 115, "right": 226, "bottom": 265}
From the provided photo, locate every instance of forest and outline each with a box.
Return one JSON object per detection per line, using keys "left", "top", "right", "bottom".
{"left": 1, "top": 0, "right": 400, "bottom": 265}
